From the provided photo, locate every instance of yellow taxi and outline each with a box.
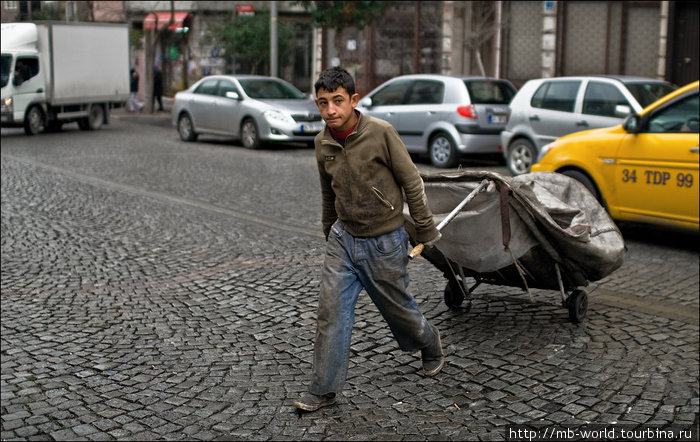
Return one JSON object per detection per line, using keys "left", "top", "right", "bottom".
{"left": 531, "top": 81, "right": 699, "bottom": 232}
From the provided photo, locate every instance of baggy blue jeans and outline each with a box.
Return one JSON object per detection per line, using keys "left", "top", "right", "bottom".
{"left": 309, "top": 220, "right": 437, "bottom": 396}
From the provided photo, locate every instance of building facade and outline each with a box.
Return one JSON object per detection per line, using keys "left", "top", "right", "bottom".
{"left": 2, "top": 1, "right": 697, "bottom": 96}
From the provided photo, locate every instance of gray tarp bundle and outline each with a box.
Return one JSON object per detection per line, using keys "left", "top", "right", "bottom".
{"left": 404, "top": 170, "right": 626, "bottom": 292}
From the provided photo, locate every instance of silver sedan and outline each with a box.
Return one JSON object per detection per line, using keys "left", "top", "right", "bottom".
{"left": 171, "top": 75, "right": 324, "bottom": 148}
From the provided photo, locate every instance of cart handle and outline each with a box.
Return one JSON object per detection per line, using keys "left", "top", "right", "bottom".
{"left": 408, "top": 179, "right": 490, "bottom": 259}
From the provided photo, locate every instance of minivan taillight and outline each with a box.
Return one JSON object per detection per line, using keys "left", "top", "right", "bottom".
{"left": 457, "top": 105, "right": 477, "bottom": 119}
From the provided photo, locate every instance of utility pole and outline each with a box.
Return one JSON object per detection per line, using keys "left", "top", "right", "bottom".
{"left": 270, "top": 1, "right": 278, "bottom": 77}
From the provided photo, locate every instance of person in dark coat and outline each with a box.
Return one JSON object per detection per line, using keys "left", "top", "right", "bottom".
{"left": 153, "top": 63, "right": 163, "bottom": 111}
{"left": 128, "top": 68, "right": 144, "bottom": 112}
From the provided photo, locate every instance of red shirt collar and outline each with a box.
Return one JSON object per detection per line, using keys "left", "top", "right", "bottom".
{"left": 329, "top": 111, "right": 360, "bottom": 142}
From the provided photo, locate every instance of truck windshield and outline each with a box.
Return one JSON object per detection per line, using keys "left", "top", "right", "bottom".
{"left": 1, "top": 54, "right": 12, "bottom": 88}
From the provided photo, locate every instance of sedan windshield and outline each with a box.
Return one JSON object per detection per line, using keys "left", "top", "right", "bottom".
{"left": 624, "top": 82, "right": 677, "bottom": 108}
{"left": 239, "top": 79, "right": 306, "bottom": 100}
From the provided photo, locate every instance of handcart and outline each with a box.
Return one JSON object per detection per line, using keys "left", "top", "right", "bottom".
{"left": 403, "top": 170, "right": 626, "bottom": 323}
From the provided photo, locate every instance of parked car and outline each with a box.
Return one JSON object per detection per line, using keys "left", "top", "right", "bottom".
{"left": 357, "top": 74, "right": 517, "bottom": 168}
{"left": 531, "top": 80, "right": 699, "bottom": 232}
{"left": 501, "top": 75, "right": 676, "bottom": 175}
{"left": 171, "top": 75, "right": 324, "bottom": 148}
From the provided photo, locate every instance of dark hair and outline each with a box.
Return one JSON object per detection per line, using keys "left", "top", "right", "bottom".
{"left": 314, "top": 66, "right": 355, "bottom": 96}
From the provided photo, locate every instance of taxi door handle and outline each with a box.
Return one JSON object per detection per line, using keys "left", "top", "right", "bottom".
{"left": 528, "top": 115, "right": 540, "bottom": 121}
{"left": 691, "top": 146, "right": 699, "bottom": 153}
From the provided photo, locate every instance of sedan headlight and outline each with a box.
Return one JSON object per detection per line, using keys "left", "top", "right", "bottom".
{"left": 263, "top": 109, "right": 294, "bottom": 125}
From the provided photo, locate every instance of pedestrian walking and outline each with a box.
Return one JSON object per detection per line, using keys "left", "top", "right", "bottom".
{"left": 293, "top": 67, "right": 444, "bottom": 412}
{"left": 153, "top": 62, "right": 164, "bottom": 112}
{"left": 128, "top": 68, "right": 144, "bottom": 112}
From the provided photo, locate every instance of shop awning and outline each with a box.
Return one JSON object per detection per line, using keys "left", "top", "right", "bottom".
{"left": 143, "top": 11, "right": 191, "bottom": 31}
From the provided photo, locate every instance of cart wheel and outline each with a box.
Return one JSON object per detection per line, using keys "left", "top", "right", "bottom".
{"left": 444, "top": 281, "right": 470, "bottom": 312}
{"left": 567, "top": 289, "right": 588, "bottom": 323}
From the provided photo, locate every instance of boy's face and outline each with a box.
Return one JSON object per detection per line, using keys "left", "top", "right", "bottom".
{"left": 315, "top": 86, "right": 359, "bottom": 132}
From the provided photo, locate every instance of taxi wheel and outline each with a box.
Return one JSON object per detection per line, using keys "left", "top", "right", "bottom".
{"left": 561, "top": 170, "right": 602, "bottom": 203}
{"left": 507, "top": 139, "right": 535, "bottom": 176}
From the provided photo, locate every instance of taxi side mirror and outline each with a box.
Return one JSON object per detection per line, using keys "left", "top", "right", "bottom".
{"left": 623, "top": 114, "right": 640, "bottom": 133}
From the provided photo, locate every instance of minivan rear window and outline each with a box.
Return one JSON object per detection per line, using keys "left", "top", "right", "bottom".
{"left": 463, "top": 80, "right": 515, "bottom": 104}
{"left": 531, "top": 81, "right": 580, "bottom": 112}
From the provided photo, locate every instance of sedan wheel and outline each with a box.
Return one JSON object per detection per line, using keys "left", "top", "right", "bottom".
{"left": 241, "top": 118, "right": 261, "bottom": 149}
{"left": 429, "top": 133, "right": 458, "bottom": 168}
{"left": 178, "top": 114, "right": 198, "bottom": 141}
{"left": 24, "top": 106, "right": 45, "bottom": 136}
{"left": 507, "top": 139, "right": 536, "bottom": 176}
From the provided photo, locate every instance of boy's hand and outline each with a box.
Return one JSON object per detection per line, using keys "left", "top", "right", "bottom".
{"left": 424, "top": 232, "right": 442, "bottom": 247}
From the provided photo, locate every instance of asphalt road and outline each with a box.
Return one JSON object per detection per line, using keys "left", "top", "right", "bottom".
{"left": 1, "top": 113, "right": 698, "bottom": 440}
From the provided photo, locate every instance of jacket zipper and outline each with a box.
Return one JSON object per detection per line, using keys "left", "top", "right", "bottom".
{"left": 371, "top": 186, "right": 395, "bottom": 211}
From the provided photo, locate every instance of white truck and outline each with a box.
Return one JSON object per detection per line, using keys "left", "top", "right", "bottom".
{"left": 1, "top": 21, "right": 130, "bottom": 135}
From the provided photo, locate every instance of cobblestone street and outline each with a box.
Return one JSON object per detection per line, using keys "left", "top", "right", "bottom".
{"left": 1, "top": 116, "right": 698, "bottom": 440}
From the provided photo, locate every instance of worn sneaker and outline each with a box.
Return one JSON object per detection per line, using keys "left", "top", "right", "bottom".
{"left": 421, "top": 325, "right": 444, "bottom": 376}
{"left": 293, "top": 392, "right": 336, "bottom": 412}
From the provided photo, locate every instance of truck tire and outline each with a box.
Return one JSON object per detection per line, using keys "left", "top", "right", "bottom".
{"left": 79, "top": 105, "right": 104, "bottom": 131}
{"left": 24, "top": 106, "right": 45, "bottom": 136}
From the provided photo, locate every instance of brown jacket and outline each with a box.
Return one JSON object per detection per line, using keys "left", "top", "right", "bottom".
{"left": 315, "top": 112, "right": 438, "bottom": 243}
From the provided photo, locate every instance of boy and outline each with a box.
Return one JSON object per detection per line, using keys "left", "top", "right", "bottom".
{"left": 293, "top": 67, "right": 443, "bottom": 412}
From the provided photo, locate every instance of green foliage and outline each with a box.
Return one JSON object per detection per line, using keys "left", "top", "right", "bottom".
{"left": 130, "top": 29, "right": 144, "bottom": 51}
{"left": 204, "top": 11, "right": 294, "bottom": 74}
{"left": 293, "top": 1, "right": 388, "bottom": 31}
{"left": 32, "top": 3, "right": 62, "bottom": 20}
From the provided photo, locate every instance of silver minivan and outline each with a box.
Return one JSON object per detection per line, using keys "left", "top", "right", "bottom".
{"left": 500, "top": 75, "right": 676, "bottom": 175}
{"left": 357, "top": 74, "right": 516, "bottom": 168}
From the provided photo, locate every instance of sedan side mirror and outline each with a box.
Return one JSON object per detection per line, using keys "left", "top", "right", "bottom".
{"left": 614, "top": 104, "right": 631, "bottom": 118}
{"left": 623, "top": 114, "right": 640, "bottom": 133}
{"left": 359, "top": 96, "right": 372, "bottom": 109}
{"left": 225, "top": 91, "right": 241, "bottom": 100}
